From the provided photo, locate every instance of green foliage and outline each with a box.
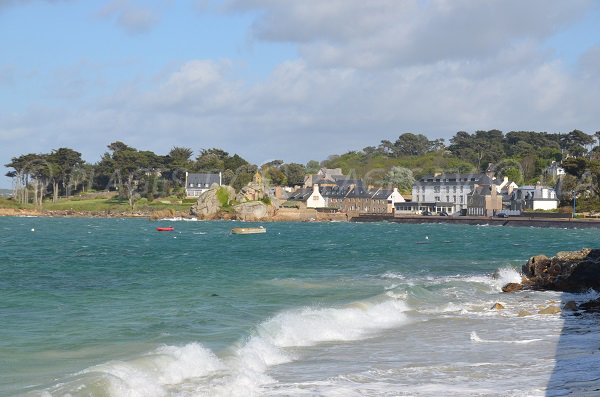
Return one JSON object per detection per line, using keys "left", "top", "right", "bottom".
{"left": 383, "top": 166, "right": 415, "bottom": 192}
{"left": 216, "top": 187, "right": 232, "bottom": 208}
{"left": 260, "top": 196, "right": 272, "bottom": 205}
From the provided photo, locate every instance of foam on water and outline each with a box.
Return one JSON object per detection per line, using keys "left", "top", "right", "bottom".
{"left": 470, "top": 331, "right": 543, "bottom": 344}
{"left": 34, "top": 297, "right": 411, "bottom": 397}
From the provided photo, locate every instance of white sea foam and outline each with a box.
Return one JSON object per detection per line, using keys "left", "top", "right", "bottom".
{"left": 381, "top": 271, "right": 405, "bottom": 280}
{"left": 75, "top": 343, "right": 224, "bottom": 397}
{"left": 462, "top": 266, "right": 522, "bottom": 291}
{"left": 470, "top": 331, "right": 542, "bottom": 344}
{"left": 255, "top": 299, "right": 410, "bottom": 348}
{"left": 38, "top": 298, "right": 412, "bottom": 397}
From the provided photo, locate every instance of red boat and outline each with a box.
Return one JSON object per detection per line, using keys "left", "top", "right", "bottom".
{"left": 156, "top": 227, "right": 174, "bottom": 232}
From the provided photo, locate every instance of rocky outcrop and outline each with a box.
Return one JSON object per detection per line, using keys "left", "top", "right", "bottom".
{"left": 519, "top": 248, "right": 600, "bottom": 292}
{"left": 234, "top": 201, "right": 271, "bottom": 221}
{"left": 236, "top": 182, "right": 268, "bottom": 203}
{"left": 190, "top": 185, "right": 235, "bottom": 219}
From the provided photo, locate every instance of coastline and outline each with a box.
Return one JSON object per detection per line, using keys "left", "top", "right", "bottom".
{"left": 353, "top": 213, "right": 600, "bottom": 229}
{"left": 4, "top": 206, "right": 600, "bottom": 228}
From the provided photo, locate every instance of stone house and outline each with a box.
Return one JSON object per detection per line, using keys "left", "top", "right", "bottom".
{"left": 287, "top": 180, "right": 404, "bottom": 214}
{"left": 467, "top": 183, "right": 503, "bottom": 216}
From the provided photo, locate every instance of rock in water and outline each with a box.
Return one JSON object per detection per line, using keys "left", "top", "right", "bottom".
{"left": 190, "top": 186, "right": 235, "bottom": 219}
{"left": 519, "top": 248, "right": 600, "bottom": 292}
{"left": 491, "top": 303, "right": 505, "bottom": 310}
{"left": 538, "top": 306, "right": 561, "bottom": 315}
{"left": 502, "top": 283, "right": 523, "bottom": 293}
{"left": 234, "top": 201, "right": 269, "bottom": 221}
{"left": 579, "top": 298, "right": 600, "bottom": 313}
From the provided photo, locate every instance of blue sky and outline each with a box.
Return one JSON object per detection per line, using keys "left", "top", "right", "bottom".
{"left": 1, "top": 0, "right": 600, "bottom": 188}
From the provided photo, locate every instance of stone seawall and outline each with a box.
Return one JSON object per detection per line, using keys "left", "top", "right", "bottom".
{"left": 352, "top": 214, "right": 600, "bottom": 229}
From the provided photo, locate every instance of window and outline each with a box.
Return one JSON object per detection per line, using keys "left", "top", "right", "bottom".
{"left": 453, "top": 195, "right": 456, "bottom": 203}
{"left": 434, "top": 186, "right": 440, "bottom": 193}
{"left": 446, "top": 186, "right": 450, "bottom": 193}
{"left": 435, "top": 196, "right": 440, "bottom": 202}
{"left": 460, "top": 196, "right": 464, "bottom": 203}
{"left": 453, "top": 186, "right": 456, "bottom": 192}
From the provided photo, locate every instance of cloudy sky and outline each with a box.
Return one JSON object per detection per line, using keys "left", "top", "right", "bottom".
{"left": 1, "top": 0, "right": 600, "bottom": 188}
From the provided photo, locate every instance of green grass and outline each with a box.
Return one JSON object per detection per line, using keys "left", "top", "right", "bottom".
{"left": 0, "top": 196, "right": 192, "bottom": 213}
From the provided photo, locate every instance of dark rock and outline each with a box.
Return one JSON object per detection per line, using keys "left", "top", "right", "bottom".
{"left": 563, "top": 301, "right": 578, "bottom": 311}
{"left": 519, "top": 248, "right": 600, "bottom": 292}
{"left": 579, "top": 298, "right": 600, "bottom": 313}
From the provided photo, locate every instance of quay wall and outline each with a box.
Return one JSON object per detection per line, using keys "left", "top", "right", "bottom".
{"left": 351, "top": 214, "right": 600, "bottom": 229}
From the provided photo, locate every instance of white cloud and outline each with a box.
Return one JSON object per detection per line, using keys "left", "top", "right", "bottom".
{"left": 96, "top": 0, "right": 159, "bottom": 35}
{"left": 2, "top": 0, "right": 600, "bottom": 189}
{"left": 226, "top": 0, "right": 592, "bottom": 69}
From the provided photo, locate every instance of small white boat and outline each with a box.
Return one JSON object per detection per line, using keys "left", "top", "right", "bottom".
{"left": 231, "top": 227, "right": 266, "bottom": 235}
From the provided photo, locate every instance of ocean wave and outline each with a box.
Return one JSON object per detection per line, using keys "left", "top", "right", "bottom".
{"left": 32, "top": 298, "right": 411, "bottom": 397}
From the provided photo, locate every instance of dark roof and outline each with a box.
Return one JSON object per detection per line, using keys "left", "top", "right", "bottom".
{"left": 187, "top": 173, "right": 220, "bottom": 186}
{"left": 415, "top": 173, "right": 494, "bottom": 186}
{"left": 287, "top": 188, "right": 312, "bottom": 201}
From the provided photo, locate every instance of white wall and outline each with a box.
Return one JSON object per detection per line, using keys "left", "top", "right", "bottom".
{"left": 306, "top": 184, "right": 326, "bottom": 208}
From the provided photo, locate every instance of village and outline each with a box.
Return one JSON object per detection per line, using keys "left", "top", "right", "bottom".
{"left": 183, "top": 161, "right": 567, "bottom": 223}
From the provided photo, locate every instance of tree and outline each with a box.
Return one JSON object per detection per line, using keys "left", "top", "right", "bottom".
{"left": 113, "top": 148, "right": 149, "bottom": 208}
{"left": 306, "top": 160, "right": 321, "bottom": 174}
{"left": 394, "top": 133, "right": 432, "bottom": 156}
{"left": 48, "top": 148, "right": 84, "bottom": 199}
{"left": 383, "top": 166, "right": 415, "bottom": 192}
{"left": 229, "top": 164, "right": 258, "bottom": 191}
{"left": 560, "top": 130, "right": 594, "bottom": 157}
{"left": 562, "top": 157, "right": 588, "bottom": 179}
{"left": 281, "top": 163, "right": 306, "bottom": 186}
{"left": 261, "top": 160, "right": 286, "bottom": 186}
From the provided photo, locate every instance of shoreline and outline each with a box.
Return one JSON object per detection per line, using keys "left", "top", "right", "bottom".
{"left": 353, "top": 214, "right": 600, "bottom": 229}
{"left": 4, "top": 207, "right": 600, "bottom": 228}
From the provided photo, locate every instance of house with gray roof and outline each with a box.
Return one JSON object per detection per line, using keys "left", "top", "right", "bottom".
{"left": 411, "top": 173, "right": 497, "bottom": 214}
{"left": 288, "top": 179, "right": 404, "bottom": 214}
{"left": 509, "top": 183, "right": 559, "bottom": 212}
{"left": 185, "top": 172, "right": 222, "bottom": 197}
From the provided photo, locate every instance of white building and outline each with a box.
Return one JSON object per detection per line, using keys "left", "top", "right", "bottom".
{"left": 185, "top": 172, "right": 222, "bottom": 197}
{"left": 412, "top": 173, "right": 495, "bottom": 214}
{"left": 510, "top": 184, "right": 559, "bottom": 211}
{"left": 306, "top": 184, "right": 326, "bottom": 208}
{"left": 544, "top": 161, "right": 566, "bottom": 179}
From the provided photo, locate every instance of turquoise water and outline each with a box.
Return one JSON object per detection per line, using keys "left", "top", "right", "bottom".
{"left": 1, "top": 217, "right": 600, "bottom": 396}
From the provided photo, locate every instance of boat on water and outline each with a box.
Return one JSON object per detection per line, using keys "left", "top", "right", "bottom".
{"left": 231, "top": 227, "right": 266, "bottom": 235}
{"left": 156, "top": 227, "right": 175, "bottom": 232}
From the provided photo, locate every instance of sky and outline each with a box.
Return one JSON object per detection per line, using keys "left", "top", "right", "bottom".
{"left": 1, "top": 0, "right": 600, "bottom": 188}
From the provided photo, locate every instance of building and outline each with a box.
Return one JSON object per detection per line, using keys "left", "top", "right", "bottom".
{"left": 509, "top": 184, "right": 559, "bottom": 211}
{"left": 307, "top": 184, "right": 326, "bottom": 208}
{"left": 544, "top": 161, "right": 566, "bottom": 179}
{"left": 304, "top": 168, "right": 346, "bottom": 188}
{"left": 287, "top": 180, "right": 404, "bottom": 214}
{"left": 185, "top": 172, "right": 222, "bottom": 197}
{"left": 467, "top": 182, "right": 502, "bottom": 216}
{"left": 412, "top": 173, "right": 496, "bottom": 214}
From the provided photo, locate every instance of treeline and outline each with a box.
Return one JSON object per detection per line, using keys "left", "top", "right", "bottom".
{"left": 5, "top": 142, "right": 309, "bottom": 207}
{"left": 6, "top": 129, "right": 600, "bottom": 209}
{"left": 324, "top": 129, "right": 599, "bottom": 182}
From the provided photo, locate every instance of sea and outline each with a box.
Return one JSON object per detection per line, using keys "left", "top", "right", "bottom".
{"left": 1, "top": 217, "right": 600, "bottom": 397}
